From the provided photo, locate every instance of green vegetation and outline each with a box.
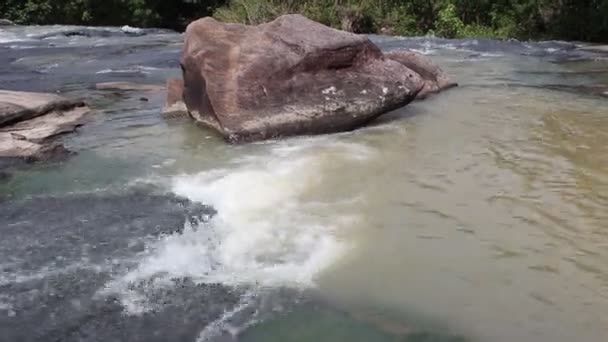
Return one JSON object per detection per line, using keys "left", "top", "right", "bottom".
{"left": 1, "top": 0, "right": 608, "bottom": 42}
{"left": 0, "top": 0, "right": 224, "bottom": 30}
{"left": 214, "top": 0, "right": 608, "bottom": 41}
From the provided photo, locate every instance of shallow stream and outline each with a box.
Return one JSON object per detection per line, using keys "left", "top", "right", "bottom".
{"left": 1, "top": 25, "right": 607, "bottom": 342}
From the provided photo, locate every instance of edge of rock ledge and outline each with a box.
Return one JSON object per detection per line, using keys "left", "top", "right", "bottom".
{"left": 0, "top": 90, "right": 91, "bottom": 163}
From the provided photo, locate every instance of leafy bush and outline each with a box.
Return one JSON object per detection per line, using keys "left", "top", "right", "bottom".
{"left": 214, "top": 0, "right": 279, "bottom": 25}
{"left": 382, "top": 4, "right": 418, "bottom": 36}
{"left": 1, "top": 0, "right": 607, "bottom": 42}
{"left": 0, "top": 0, "right": 224, "bottom": 29}
{"left": 435, "top": 3, "right": 465, "bottom": 38}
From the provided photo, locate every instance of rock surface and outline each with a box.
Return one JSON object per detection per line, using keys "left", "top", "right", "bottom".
{"left": 162, "top": 78, "right": 189, "bottom": 118}
{"left": 0, "top": 19, "right": 15, "bottom": 26}
{"left": 0, "top": 90, "right": 89, "bottom": 160}
{"left": 0, "top": 90, "right": 83, "bottom": 127}
{"left": 95, "top": 82, "right": 164, "bottom": 92}
{"left": 385, "top": 50, "right": 458, "bottom": 99}
{"left": 179, "top": 14, "right": 445, "bottom": 142}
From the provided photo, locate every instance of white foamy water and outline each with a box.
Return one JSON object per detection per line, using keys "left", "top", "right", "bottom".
{"left": 103, "top": 139, "right": 372, "bottom": 314}
{"left": 121, "top": 25, "right": 144, "bottom": 35}
{"left": 0, "top": 31, "right": 31, "bottom": 44}
{"left": 195, "top": 290, "right": 259, "bottom": 342}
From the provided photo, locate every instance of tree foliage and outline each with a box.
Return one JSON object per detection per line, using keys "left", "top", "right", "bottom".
{"left": 1, "top": 0, "right": 607, "bottom": 42}
{"left": 0, "top": 0, "right": 226, "bottom": 29}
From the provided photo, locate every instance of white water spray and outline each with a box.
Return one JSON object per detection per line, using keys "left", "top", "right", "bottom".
{"left": 103, "top": 138, "right": 373, "bottom": 314}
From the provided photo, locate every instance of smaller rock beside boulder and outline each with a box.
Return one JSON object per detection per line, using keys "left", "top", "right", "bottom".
{"left": 162, "top": 78, "right": 188, "bottom": 118}
{"left": 0, "top": 90, "right": 90, "bottom": 161}
{"left": 0, "top": 19, "right": 15, "bottom": 26}
{"left": 385, "top": 50, "right": 458, "bottom": 99}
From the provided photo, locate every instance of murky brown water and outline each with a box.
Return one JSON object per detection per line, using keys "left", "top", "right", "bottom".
{"left": 317, "top": 82, "right": 608, "bottom": 342}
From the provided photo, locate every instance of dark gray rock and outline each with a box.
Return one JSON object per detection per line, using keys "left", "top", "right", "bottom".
{"left": 95, "top": 82, "right": 164, "bottom": 92}
{"left": 0, "top": 189, "right": 226, "bottom": 342}
{"left": 0, "top": 19, "right": 15, "bottom": 26}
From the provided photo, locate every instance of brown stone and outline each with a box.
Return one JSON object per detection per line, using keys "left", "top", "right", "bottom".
{"left": 180, "top": 14, "right": 429, "bottom": 142}
{"left": 385, "top": 50, "right": 458, "bottom": 99}
{"left": 0, "top": 90, "right": 90, "bottom": 160}
{"left": 0, "top": 106, "right": 89, "bottom": 144}
{"left": 162, "top": 78, "right": 189, "bottom": 118}
{"left": 0, "top": 90, "right": 84, "bottom": 127}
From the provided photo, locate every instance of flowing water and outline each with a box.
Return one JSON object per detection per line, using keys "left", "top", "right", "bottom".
{"left": 0, "top": 25, "right": 607, "bottom": 342}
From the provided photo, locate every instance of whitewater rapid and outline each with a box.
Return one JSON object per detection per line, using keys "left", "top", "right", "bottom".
{"left": 99, "top": 138, "right": 376, "bottom": 317}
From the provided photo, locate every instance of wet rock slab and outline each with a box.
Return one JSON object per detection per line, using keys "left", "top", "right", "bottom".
{"left": 0, "top": 189, "right": 226, "bottom": 342}
{"left": 0, "top": 90, "right": 90, "bottom": 161}
{"left": 95, "top": 82, "right": 164, "bottom": 92}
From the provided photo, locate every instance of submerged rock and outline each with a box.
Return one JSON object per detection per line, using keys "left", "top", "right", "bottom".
{"left": 95, "top": 82, "right": 164, "bottom": 92}
{"left": 177, "top": 14, "right": 456, "bottom": 142}
{"left": 590, "top": 84, "right": 608, "bottom": 97}
{"left": 543, "top": 84, "right": 608, "bottom": 98}
{"left": 0, "top": 90, "right": 89, "bottom": 160}
{"left": 0, "top": 188, "right": 227, "bottom": 342}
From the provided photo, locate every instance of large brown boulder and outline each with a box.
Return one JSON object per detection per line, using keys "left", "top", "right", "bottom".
{"left": 0, "top": 90, "right": 89, "bottom": 160}
{"left": 180, "top": 14, "right": 442, "bottom": 142}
